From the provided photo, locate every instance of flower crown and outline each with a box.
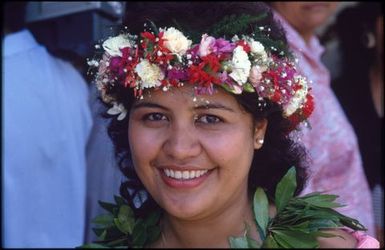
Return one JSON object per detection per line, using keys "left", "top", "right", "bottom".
{"left": 88, "top": 23, "right": 314, "bottom": 130}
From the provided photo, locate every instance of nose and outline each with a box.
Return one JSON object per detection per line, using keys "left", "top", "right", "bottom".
{"left": 162, "top": 121, "right": 202, "bottom": 161}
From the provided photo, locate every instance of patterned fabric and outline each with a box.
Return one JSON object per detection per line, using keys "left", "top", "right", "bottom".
{"left": 272, "top": 11, "right": 375, "bottom": 237}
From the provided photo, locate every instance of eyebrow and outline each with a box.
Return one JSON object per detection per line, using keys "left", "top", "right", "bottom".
{"left": 132, "top": 102, "right": 235, "bottom": 112}
{"left": 193, "top": 103, "right": 235, "bottom": 112}
{"left": 132, "top": 102, "right": 170, "bottom": 111}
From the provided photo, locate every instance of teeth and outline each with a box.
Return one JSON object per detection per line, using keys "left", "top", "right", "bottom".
{"left": 182, "top": 171, "right": 189, "bottom": 179}
{"left": 175, "top": 171, "right": 182, "bottom": 179}
{"left": 163, "top": 169, "right": 208, "bottom": 180}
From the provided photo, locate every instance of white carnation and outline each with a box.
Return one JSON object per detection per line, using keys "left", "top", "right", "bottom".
{"left": 135, "top": 59, "right": 165, "bottom": 88}
{"left": 284, "top": 76, "right": 308, "bottom": 116}
{"left": 229, "top": 46, "right": 251, "bottom": 85}
{"left": 102, "top": 34, "right": 133, "bottom": 57}
{"left": 243, "top": 36, "right": 268, "bottom": 62}
{"left": 250, "top": 41, "right": 268, "bottom": 63}
{"left": 162, "top": 27, "right": 192, "bottom": 57}
{"left": 250, "top": 41, "right": 265, "bottom": 54}
{"left": 231, "top": 35, "right": 240, "bottom": 42}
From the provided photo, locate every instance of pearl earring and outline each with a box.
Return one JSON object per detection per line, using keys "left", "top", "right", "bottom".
{"left": 258, "top": 138, "right": 264, "bottom": 144}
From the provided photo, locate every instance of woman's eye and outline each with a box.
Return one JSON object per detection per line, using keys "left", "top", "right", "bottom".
{"left": 196, "top": 115, "right": 222, "bottom": 124}
{"left": 143, "top": 113, "right": 168, "bottom": 121}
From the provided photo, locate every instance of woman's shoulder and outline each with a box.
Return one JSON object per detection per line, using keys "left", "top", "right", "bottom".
{"left": 349, "top": 230, "right": 380, "bottom": 248}
{"left": 317, "top": 228, "right": 380, "bottom": 248}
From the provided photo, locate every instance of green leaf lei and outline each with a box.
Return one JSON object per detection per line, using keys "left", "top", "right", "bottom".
{"left": 79, "top": 167, "right": 366, "bottom": 248}
{"left": 229, "top": 167, "right": 366, "bottom": 248}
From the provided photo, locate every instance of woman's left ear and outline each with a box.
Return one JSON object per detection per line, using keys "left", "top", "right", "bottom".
{"left": 254, "top": 119, "right": 268, "bottom": 150}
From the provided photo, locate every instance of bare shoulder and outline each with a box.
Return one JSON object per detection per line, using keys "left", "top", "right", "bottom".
{"left": 317, "top": 229, "right": 357, "bottom": 248}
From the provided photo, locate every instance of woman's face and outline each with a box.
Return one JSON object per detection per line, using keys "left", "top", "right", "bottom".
{"left": 128, "top": 85, "right": 267, "bottom": 220}
{"left": 272, "top": 2, "right": 339, "bottom": 33}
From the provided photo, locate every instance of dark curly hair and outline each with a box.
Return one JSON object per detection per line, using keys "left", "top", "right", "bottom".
{"left": 102, "top": 2, "right": 309, "bottom": 218}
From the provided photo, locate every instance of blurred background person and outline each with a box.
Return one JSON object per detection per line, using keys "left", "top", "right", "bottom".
{"left": 328, "top": 2, "right": 383, "bottom": 245}
{"left": 84, "top": 84, "right": 123, "bottom": 243}
{"left": 3, "top": 2, "right": 92, "bottom": 247}
{"left": 7, "top": 2, "right": 127, "bottom": 244}
{"left": 268, "top": 2, "right": 375, "bottom": 236}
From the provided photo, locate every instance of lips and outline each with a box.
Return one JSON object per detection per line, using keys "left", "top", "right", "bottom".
{"left": 158, "top": 167, "right": 212, "bottom": 188}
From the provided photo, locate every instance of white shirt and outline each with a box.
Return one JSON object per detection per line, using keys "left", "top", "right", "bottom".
{"left": 3, "top": 29, "right": 92, "bottom": 247}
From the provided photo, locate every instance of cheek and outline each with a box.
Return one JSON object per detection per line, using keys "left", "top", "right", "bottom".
{"left": 128, "top": 124, "right": 162, "bottom": 172}
{"left": 202, "top": 129, "right": 255, "bottom": 171}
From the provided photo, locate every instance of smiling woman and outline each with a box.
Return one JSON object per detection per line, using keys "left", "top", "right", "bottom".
{"left": 128, "top": 85, "right": 265, "bottom": 224}
{"left": 82, "top": 2, "right": 379, "bottom": 248}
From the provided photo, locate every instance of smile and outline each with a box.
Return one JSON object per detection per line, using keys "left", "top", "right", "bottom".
{"left": 159, "top": 167, "right": 212, "bottom": 188}
{"left": 163, "top": 169, "right": 209, "bottom": 180}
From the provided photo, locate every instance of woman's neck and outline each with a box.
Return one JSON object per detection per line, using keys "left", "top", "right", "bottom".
{"left": 155, "top": 193, "right": 259, "bottom": 248}
{"left": 297, "top": 29, "right": 315, "bottom": 45}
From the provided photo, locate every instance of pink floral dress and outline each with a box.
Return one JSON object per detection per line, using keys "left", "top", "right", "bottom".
{"left": 272, "top": 11, "right": 375, "bottom": 237}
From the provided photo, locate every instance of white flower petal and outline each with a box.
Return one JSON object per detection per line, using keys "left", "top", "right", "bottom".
{"left": 102, "top": 34, "right": 133, "bottom": 57}
{"left": 107, "top": 107, "right": 121, "bottom": 115}
{"left": 162, "top": 27, "right": 192, "bottom": 56}
{"left": 107, "top": 103, "right": 127, "bottom": 121}
{"left": 135, "top": 59, "right": 165, "bottom": 88}
{"left": 283, "top": 76, "right": 308, "bottom": 116}
{"left": 232, "top": 85, "right": 243, "bottom": 94}
{"left": 117, "top": 110, "right": 127, "bottom": 121}
{"left": 229, "top": 46, "right": 251, "bottom": 85}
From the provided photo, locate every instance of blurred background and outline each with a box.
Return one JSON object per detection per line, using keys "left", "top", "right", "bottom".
{"left": 24, "top": 2, "right": 126, "bottom": 79}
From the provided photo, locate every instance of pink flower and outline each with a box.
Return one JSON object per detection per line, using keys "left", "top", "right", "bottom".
{"left": 198, "top": 34, "right": 216, "bottom": 57}
{"left": 249, "top": 65, "right": 263, "bottom": 87}
{"left": 98, "top": 54, "right": 110, "bottom": 75}
{"left": 214, "top": 38, "right": 236, "bottom": 54}
{"left": 167, "top": 68, "right": 188, "bottom": 81}
{"left": 199, "top": 35, "right": 237, "bottom": 57}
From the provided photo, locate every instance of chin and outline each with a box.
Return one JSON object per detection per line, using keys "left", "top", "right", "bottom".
{"left": 161, "top": 195, "right": 211, "bottom": 221}
{"left": 305, "top": 18, "right": 329, "bottom": 31}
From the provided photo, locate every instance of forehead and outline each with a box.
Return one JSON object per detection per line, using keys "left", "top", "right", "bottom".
{"left": 135, "top": 85, "right": 243, "bottom": 110}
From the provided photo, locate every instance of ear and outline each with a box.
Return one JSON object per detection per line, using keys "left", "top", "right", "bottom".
{"left": 253, "top": 118, "right": 268, "bottom": 150}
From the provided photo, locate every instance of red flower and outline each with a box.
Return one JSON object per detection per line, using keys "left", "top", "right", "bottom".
{"left": 286, "top": 93, "right": 314, "bottom": 132}
{"left": 141, "top": 31, "right": 174, "bottom": 64}
{"left": 235, "top": 40, "right": 251, "bottom": 53}
{"left": 201, "top": 54, "right": 222, "bottom": 73}
{"left": 141, "top": 31, "right": 156, "bottom": 42}
{"left": 302, "top": 94, "right": 314, "bottom": 118}
{"left": 186, "top": 53, "right": 223, "bottom": 89}
{"left": 188, "top": 63, "right": 221, "bottom": 89}
{"left": 287, "top": 113, "right": 301, "bottom": 132}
